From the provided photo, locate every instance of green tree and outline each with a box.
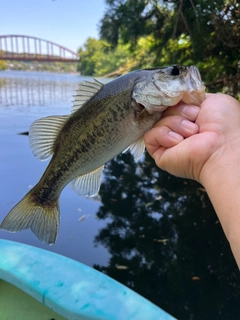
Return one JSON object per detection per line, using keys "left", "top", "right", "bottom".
{"left": 77, "top": 38, "right": 104, "bottom": 75}
{"left": 0, "top": 60, "right": 6, "bottom": 71}
{"left": 77, "top": 37, "right": 131, "bottom": 76}
{"left": 100, "top": 0, "right": 240, "bottom": 98}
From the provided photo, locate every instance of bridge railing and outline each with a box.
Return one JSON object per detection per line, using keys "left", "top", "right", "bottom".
{"left": 0, "top": 35, "right": 79, "bottom": 62}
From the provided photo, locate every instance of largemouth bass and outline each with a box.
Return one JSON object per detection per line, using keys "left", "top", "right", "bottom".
{"left": 0, "top": 65, "right": 205, "bottom": 244}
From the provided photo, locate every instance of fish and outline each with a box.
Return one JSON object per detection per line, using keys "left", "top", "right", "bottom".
{"left": 0, "top": 65, "right": 205, "bottom": 245}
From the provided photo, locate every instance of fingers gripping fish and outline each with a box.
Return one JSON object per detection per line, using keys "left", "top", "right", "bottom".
{"left": 0, "top": 66, "right": 205, "bottom": 244}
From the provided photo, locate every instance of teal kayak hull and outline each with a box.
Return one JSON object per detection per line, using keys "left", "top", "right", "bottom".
{"left": 0, "top": 239, "right": 176, "bottom": 320}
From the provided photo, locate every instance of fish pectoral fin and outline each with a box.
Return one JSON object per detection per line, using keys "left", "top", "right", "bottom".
{"left": 29, "top": 115, "right": 69, "bottom": 161}
{"left": 72, "top": 79, "right": 104, "bottom": 113}
{"left": 72, "top": 165, "right": 104, "bottom": 197}
{"left": 123, "top": 136, "right": 146, "bottom": 160}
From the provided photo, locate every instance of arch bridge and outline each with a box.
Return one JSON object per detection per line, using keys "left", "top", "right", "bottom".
{"left": 0, "top": 35, "right": 79, "bottom": 62}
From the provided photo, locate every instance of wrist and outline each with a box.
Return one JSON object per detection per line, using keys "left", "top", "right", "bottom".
{"left": 199, "top": 141, "right": 240, "bottom": 189}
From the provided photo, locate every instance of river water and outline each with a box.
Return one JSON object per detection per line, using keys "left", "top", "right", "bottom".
{"left": 0, "top": 71, "right": 110, "bottom": 267}
{"left": 0, "top": 70, "right": 239, "bottom": 319}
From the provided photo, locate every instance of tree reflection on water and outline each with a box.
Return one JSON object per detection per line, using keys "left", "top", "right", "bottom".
{"left": 94, "top": 152, "right": 240, "bottom": 319}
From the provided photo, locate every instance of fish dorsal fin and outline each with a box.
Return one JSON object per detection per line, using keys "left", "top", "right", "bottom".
{"left": 72, "top": 165, "right": 104, "bottom": 197}
{"left": 123, "top": 136, "right": 146, "bottom": 160}
{"left": 29, "top": 115, "right": 68, "bottom": 161}
{"left": 72, "top": 79, "right": 104, "bottom": 113}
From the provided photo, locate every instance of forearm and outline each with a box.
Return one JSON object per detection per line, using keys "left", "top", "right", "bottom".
{"left": 200, "top": 150, "right": 240, "bottom": 269}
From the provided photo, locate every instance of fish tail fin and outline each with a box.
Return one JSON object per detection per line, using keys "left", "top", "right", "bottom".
{"left": 0, "top": 191, "right": 59, "bottom": 245}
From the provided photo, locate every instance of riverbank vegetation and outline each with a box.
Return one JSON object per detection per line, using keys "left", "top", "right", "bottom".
{"left": 1, "top": 60, "right": 77, "bottom": 73}
{"left": 78, "top": 0, "right": 239, "bottom": 99}
{"left": 0, "top": 60, "right": 6, "bottom": 71}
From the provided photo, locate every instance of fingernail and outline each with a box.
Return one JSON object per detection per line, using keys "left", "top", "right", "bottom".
{"left": 181, "top": 120, "right": 198, "bottom": 131}
{"left": 168, "top": 131, "right": 183, "bottom": 141}
{"left": 182, "top": 106, "right": 199, "bottom": 119}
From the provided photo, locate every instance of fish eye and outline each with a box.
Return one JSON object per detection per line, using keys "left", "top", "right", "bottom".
{"left": 171, "top": 66, "right": 180, "bottom": 76}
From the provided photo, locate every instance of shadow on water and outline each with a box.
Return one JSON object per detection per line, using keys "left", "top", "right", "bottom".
{"left": 94, "top": 152, "right": 240, "bottom": 320}
{"left": 1, "top": 71, "right": 240, "bottom": 319}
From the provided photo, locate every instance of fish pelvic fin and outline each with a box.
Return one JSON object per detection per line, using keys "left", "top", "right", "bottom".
{"left": 0, "top": 192, "right": 59, "bottom": 245}
{"left": 72, "top": 165, "right": 104, "bottom": 197}
{"left": 123, "top": 136, "right": 146, "bottom": 160}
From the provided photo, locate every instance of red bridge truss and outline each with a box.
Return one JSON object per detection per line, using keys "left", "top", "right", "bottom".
{"left": 0, "top": 35, "right": 79, "bottom": 62}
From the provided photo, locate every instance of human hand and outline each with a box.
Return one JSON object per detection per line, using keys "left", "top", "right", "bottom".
{"left": 144, "top": 93, "right": 240, "bottom": 186}
{"left": 144, "top": 93, "right": 240, "bottom": 268}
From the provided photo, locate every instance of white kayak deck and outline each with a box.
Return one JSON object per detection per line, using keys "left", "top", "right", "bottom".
{"left": 0, "top": 239, "right": 176, "bottom": 320}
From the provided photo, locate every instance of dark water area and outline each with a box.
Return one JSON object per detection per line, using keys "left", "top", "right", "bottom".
{"left": 0, "top": 71, "right": 239, "bottom": 319}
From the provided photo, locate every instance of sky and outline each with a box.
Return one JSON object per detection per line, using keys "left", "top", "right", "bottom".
{"left": 1, "top": 0, "right": 107, "bottom": 53}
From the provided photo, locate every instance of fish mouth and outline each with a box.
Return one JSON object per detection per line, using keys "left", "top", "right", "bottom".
{"left": 182, "top": 66, "right": 205, "bottom": 105}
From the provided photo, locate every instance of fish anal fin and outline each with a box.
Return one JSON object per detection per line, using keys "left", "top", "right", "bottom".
{"left": 29, "top": 115, "right": 68, "bottom": 161}
{"left": 72, "top": 165, "right": 104, "bottom": 197}
{"left": 72, "top": 79, "right": 103, "bottom": 113}
{"left": 0, "top": 191, "right": 60, "bottom": 245}
{"left": 123, "top": 137, "right": 145, "bottom": 160}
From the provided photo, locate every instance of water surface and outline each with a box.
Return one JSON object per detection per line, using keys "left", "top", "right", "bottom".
{"left": 0, "top": 71, "right": 110, "bottom": 267}
{"left": 0, "top": 70, "right": 239, "bottom": 319}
